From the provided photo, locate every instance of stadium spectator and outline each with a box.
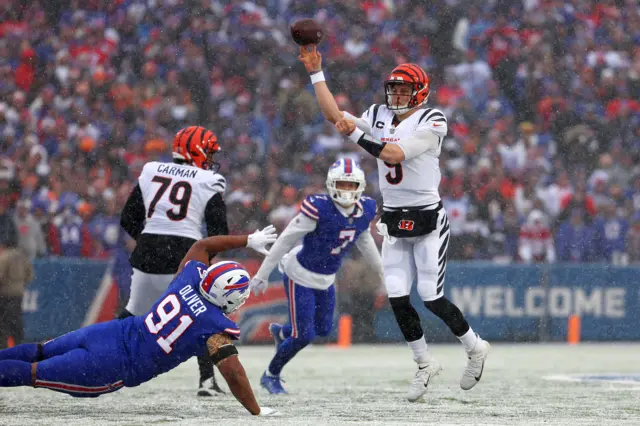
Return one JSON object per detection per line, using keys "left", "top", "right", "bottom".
{"left": 593, "top": 202, "right": 630, "bottom": 263}
{"left": 0, "top": 0, "right": 637, "bottom": 265}
{"left": 627, "top": 213, "right": 640, "bottom": 263}
{"left": 0, "top": 242, "right": 34, "bottom": 349}
{"left": 14, "top": 198, "right": 46, "bottom": 261}
{"left": 518, "top": 209, "right": 556, "bottom": 264}
{"left": 47, "top": 204, "right": 93, "bottom": 258}
{"left": 0, "top": 198, "right": 18, "bottom": 249}
{"left": 555, "top": 209, "right": 599, "bottom": 262}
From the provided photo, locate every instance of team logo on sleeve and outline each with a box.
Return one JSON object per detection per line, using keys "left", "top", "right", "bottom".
{"left": 398, "top": 220, "right": 415, "bottom": 231}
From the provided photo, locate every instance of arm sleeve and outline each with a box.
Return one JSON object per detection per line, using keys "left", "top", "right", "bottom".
{"left": 120, "top": 184, "right": 146, "bottom": 240}
{"left": 396, "top": 109, "right": 448, "bottom": 160}
{"left": 347, "top": 108, "right": 448, "bottom": 161}
{"left": 204, "top": 193, "right": 229, "bottom": 237}
{"left": 254, "top": 213, "right": 318, "bottom": 280}
{"left": 343, "top": 111, "right": 373, "bottom": 135}
{"left": 354, "top": 229, "right": 384, "bottom": 280}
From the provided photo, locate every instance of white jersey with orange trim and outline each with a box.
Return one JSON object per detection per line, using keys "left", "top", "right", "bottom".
{"left": 138, "top": 161, "right": 226, "bottom": 241}
{"left": 346, "top": 105, "right": 448, "bottom": 208}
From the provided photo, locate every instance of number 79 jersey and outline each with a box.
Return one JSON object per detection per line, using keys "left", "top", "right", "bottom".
{"left": 138, "top": 161, "right": 225, "bottom": 241}
{"left": 361, "top": 104, "right": 448, "bottom": 208}
{"left": 123, "top": 260, "right": 240, "bottom": 386}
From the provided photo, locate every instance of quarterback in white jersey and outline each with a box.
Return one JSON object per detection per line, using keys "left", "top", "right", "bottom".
{"left": 299, "top": 46, "right": 490, "bottom": 402}
{"left": 119, "top": 125, "right": 228, "bottom": 396}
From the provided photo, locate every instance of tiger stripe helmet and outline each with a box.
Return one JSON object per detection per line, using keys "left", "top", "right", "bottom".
{"left": 384, "top": 63, "right": 430, "bottom": 114}
{"left": 172, "top": 126, "right": 220, "bottom": 170}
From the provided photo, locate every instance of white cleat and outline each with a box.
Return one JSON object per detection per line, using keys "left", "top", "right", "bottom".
{"left": 460, "top": 335, "right": 490, "bottom": 390}
{"left": 406, "top": 358, "right": 442, "bottom": 402}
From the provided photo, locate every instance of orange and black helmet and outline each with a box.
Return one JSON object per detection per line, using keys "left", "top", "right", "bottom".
{"left": 384, "top": 63, "right": 430, "bottom": 112}
{"left": 172, "top": 126, "right": 220, "bottom": 171}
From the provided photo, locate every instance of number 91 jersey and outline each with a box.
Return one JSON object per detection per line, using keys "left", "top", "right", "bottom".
{"left": 138, "top": 161, "right": 226, "bottom": 241}
{"left": 123, "top": 260, "right": 240, "bottom": 386}
{"left": 296, "top": 194, "right": 377, "bottom": 275}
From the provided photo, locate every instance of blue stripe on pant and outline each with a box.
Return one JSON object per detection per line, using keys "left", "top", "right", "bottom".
{"left": 267, "top": 274, "right": 335, "bottom": 376}
{"left": 36, "top": 321, "right": 126, "bottom": 397}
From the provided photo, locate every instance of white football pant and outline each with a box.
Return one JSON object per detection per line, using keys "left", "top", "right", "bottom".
{"left": 382, "top": 207, "right": 450, "bottom": 302}
{"left": 125, "top": 268, "right": 175, "bottom": 316}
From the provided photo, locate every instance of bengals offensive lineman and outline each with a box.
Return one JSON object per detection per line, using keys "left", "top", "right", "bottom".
{"left": 119, "top": 126, "right": 229, "bottom": 396}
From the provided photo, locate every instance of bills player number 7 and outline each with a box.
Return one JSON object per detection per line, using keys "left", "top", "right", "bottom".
{"left": 331, "top": 229, "right": 356, "bottom": 255}
{"left": 145, "top": 294, "right": 194, "bottom": 354}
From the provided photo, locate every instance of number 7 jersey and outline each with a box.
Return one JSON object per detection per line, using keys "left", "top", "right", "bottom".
{"left": 361, "top": 104, "right": 448, "bottom": 208}
{"left": 138, "top": 161, "right": 226, "bottom": 241}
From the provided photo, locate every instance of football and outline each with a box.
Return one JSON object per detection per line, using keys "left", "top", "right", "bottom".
{"left": 290, "top": 18, "right": 323, "bottom": 46}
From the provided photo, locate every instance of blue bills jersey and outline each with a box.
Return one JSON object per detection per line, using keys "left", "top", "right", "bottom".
{"left": 122, "top": 260, "right": 240, "bottom": 386}
{"left": 296, "top": 194, "right": 377, "bottom": 275}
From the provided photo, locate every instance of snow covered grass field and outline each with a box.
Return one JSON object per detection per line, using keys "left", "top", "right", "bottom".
{"left": 2, "top": 343, "right": 640, "bottom": 425}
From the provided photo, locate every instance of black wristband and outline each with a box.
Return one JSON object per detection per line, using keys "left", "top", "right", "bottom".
{"left": 356, "top": 133, "right": 386, "bottom": 158}
{"left": 210, "top": 344, "right": 239, "bottom": 365}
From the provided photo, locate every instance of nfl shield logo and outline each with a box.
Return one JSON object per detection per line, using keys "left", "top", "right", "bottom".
{"left": 390, "top": 127, "right": 396, "bottom": 134}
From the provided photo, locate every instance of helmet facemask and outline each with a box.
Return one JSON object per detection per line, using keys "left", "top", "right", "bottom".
{"left": 327, "top": 179, "right": 364, "bottom": 207}
{"left": 202, "top": 148, "right": 221, "bottom": 173}
{"left": 384, "top": 81, "right": 429, "bottom": 116}
{"left": 384, "top": 64, "right": 431, "bottom": 116}
{"left": 326, "top": 160, "right": 366, "bottom": 207}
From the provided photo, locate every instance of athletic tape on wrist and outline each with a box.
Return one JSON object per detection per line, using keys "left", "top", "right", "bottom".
{"left": 310, "top": 71, "right": 325, "bottom": 84}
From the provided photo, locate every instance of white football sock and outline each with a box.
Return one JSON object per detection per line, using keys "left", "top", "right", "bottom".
{"left": 458, "top": 328, "right": 478, "bottom": 352}
{"left": 407, "top": 336, "right": 430, "bottom": 365}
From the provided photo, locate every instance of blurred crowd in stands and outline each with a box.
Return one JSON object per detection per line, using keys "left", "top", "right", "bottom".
{"left": 0, "top": 0, "right": 639, "bottom": 270}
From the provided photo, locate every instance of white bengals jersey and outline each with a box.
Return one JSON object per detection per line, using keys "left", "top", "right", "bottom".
{"left": 138, "top": 161, "right": 226, "bottom": 241}
{"left": 360, "top": 104, "right": 448, "bottom": 208}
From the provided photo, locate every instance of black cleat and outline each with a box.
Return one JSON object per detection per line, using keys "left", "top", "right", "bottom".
{"left": 198, "top": 377, "right": 225, "bottom": 396}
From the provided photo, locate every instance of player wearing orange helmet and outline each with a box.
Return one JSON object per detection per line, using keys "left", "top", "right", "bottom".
{"left": 172, "top": 125, "right": 221, "bottom": 171}
{"left": 119, "top": 125, "right": 229, "bottom": 397}
{"left": 299, "top": 46, "right": 490, "bottom": 402}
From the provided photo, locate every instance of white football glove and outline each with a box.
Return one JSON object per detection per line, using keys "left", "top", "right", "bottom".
{"left": 250, "top": 276, "right": 269, "bottom": 296}
{"left": 258, "top": 407, "right": 281, "bottom": 416}
{"left": 246, "top": 225, "right": 278, "bottom": 256}
{"left": 375, "top": 219, "right": 397, "bottom": 244}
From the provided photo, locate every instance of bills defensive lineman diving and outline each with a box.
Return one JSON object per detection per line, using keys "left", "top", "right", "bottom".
{"left": 250, "top": 160, "right": 384, "bottom": 394}
{"left": 0, "top": 227, "right": 279, "bottom": 416}
{"left": 298, "top": 45, "right": 490, "bottom": 402}
{"left": 119, "top": 125, "right": 230, "bottom": 395}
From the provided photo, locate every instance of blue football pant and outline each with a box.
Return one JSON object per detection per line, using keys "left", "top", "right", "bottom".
{"left": 267, "top": 274, "right": 335, "bottom": 376}
{"left": 0, "top": 321, "right": 126, "bottom": 397}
